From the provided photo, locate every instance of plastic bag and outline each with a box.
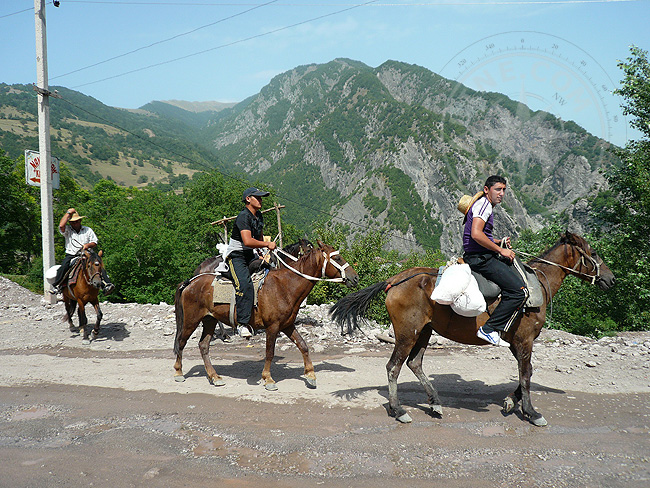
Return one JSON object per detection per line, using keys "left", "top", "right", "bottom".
{"left": 451, "top": 275, "right": 487, "bottom": 317}
{"left": 430, "top": 263, "right": 472, "bottom": 305}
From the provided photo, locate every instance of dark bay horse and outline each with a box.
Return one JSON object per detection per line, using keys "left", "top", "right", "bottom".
{"left": 192, "top": 238, "right": 314, "bottom": 276}
{"left": 61, "top": 249, "right": 107, "bottom": 343}
{"left": 330, "top": 232, "right": 615, "bottom": 426}
{"left": 174, "top": 241, "right": 359, "bottom": 390}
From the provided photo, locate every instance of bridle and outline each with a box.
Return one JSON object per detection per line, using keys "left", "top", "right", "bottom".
{"left": 81, "top": 251, "right": 103, "bottom": 288}
{"left": 274, "top": 248, "right": 349, "bottom": 283}
{"left": 518, "top": 243, "right": 602, "bottom": 285}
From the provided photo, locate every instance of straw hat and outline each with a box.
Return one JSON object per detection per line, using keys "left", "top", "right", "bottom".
{"left": 69, "top": 211, "right": 85, "bottom": 222}
{"left": 457, "top": 191, "right": 484, "bottom": 216}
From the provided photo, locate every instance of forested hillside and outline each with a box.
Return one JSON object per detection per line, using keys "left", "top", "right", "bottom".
{"left": 202, "top": 59, "right": 619, "bottom": 254}
{"left": 0, "top": 84, "right": 219, "bottom": 189}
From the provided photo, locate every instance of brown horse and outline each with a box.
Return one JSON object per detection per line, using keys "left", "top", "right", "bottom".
{"left": 61, "top": 249, "right": 106, "bottom": 343}
{"left": 330, "top": 232, "right": 615, "bottom": 426}
{"left": 174, "top": 241, "right": 359, "bottom": 390}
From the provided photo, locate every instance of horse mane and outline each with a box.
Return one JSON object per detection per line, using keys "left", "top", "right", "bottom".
{"left": 535, "top": 231, "right": 589, "bottom": 262}
{"left": 282, "top": 239, "right": 314, "bottom": 256}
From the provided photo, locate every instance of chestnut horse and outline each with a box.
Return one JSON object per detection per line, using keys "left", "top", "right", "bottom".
{"left": 61, "top": 249, "right": 106, "bottom": 343}
{"left": 174, "top": 241, "right": 359, "bottom": 390}
{"left": 330, "top": 232, "right": 615, "bottom": 426}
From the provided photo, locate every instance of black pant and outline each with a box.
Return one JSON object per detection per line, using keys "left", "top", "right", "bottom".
{"left": 54, "top": 253, "right": 77, "bottom": 287}
{"left": 464, "top": 252, "right": 527, "bottom": 333}
{"left": 227, "top": 250, "right": 255, "bottom": 325}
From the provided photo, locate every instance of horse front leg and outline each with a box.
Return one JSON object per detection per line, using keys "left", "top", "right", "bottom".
{"left": 262, "top": 326, "right": 280, "bottom": 391}
{"left": 282, "top": 324, "right": 316, "bottom": 389}
{"left": 406, "top": 324, "right": 442, "bottom": 417}
{"left": 198, "top": 317, "right": 225, "bottom": 386}
{"left": 507, "top": 342, "right": 547, "bottom": 427}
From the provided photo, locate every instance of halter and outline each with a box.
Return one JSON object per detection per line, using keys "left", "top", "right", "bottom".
{"left": 82, "top": 251, "right": 103, "bottom": 287}
{"left": 273, "top": 248, "right": 349, "bottom": 283}
{"left": 518, "top": 243, "right": 602, "bottom": 285}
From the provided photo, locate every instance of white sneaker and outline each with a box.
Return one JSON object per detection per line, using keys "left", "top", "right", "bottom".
{"left": 238, "top": 325, "right": 253, "bottom": 339}
{"left": 477, "top": 326, "right": 510, "bottom": 348}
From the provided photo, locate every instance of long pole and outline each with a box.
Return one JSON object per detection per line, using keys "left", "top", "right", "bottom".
{"left": 34, "top": 0, "right": 56, "bottom": 304}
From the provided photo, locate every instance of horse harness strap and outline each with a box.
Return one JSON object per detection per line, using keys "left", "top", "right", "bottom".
{"left": 385, "top": 272, "right": 439, "bottom": 292}
{"left": 273, "top": 249, "right": 347, "bottom": 283}
{"left": 517, "top": 246, "right": 601, "bottom": 285}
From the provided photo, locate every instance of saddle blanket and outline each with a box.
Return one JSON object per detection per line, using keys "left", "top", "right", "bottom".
{"left": 211, "top": 271, "right": 267, "bottom": 306}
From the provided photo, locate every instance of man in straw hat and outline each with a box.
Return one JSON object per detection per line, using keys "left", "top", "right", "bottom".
{"left": 223, "top": 188, "right": 277, "bottom": 339}
{"left": 51, "top": 208, "right": 114, "bottom": 295}
{"left": 460, "top": 175, "right": 527, "bottom": 347}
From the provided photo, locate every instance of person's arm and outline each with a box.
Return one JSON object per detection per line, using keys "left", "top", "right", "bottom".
{"left": 240, "top": 230, "right": 277, "bottom": 250}
{"left": 470, "top": 218, "right": 515, "bottom": 262}
{"left": 59, "top": 208, "right": 75, "bottom": 233}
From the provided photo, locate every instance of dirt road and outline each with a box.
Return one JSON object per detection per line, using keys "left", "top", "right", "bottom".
{"left": 1, "top": 276, "right": 649, "bottom": 487}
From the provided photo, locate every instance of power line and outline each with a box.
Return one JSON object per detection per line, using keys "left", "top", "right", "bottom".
{"left": 69, "top": 0, "right": 380, "bottom": 89}
{"left": 51, "top": 0, "right": 281, "bottom": 81}
{"left": 56, "top": 95, "right": 429, "bottom": 250}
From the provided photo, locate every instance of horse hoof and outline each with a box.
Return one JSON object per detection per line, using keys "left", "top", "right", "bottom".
{"left": 430, "top": 405, "right": 443, "bottom": 417}
{"left": 530, "top": 415, "right": 548, "bottom": 427}
{"left": 211, "top": 378, "right": 226, "bottom": 387}
{"left": 265, "top": 383, "right": 278, "bottom": 391}
{"left": 503, "top": 397, "right": 516, "bottom": 414}
{"left": 396, "top": 413, "right": 412, "bottom": 423}
{"left": 304, "top": 377, "right": 317, "bottom": 389}
{"left": 174, "top": 375, "right": 186, "bottom": 382}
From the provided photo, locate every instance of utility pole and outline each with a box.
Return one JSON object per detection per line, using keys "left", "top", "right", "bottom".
{"left": 34, "top": 0, "right": 56, "bottom": 304}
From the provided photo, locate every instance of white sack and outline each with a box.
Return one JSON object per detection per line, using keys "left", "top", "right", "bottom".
{"left": 430, "top": 263, "right": 472, "bottom": 305}
{"left": 451, "top": 275, "right": 487, "bottom": 317}
{"left": 44, "top": 265, "right": 60, "bottom": 284}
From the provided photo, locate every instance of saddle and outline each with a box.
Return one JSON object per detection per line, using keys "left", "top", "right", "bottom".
{"left": 62, "top": 257, "right": 83, "bottom": 288}
{"left": 469, "top": 256, "right": 544, "bottom": 308}
{"left": 440, "top": 256, "right": 544, "bottom": 309}
{"left": 211, "top": 270, "right": 268, "bottom": 325}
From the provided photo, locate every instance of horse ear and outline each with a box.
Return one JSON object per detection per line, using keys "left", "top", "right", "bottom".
{"left": 317, "top": 239, "right": 324, "bottom": 248}
{"left": 98, "top": 250, "right": 103, "bottom": 258}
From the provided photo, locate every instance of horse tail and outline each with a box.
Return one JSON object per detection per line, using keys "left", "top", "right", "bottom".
{"left": 173, "top": 279, "right": 190, "bottom": 356}
{"left": 329, "top": 281, "right": 388, "bottom": 335}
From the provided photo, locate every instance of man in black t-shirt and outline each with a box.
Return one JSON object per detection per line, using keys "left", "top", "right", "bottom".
{"left": 224, "top": 187, "right": 277, "bottom": 339}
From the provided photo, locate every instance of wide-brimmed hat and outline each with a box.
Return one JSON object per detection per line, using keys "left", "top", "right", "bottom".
{"left": 242, "top": 187, "right": 270, "bottom": 202}
{"left": 457, "top": 191, "right": 484, "bottom": 216}
{"left": 69, "top": 211, "right": 85, "bottom": 222}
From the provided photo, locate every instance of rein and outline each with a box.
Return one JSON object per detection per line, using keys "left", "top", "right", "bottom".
{"left": 517, "top": 245, "right": 601, "bottom": 285}
{"left": 273, "top": 249, "right": 348, "bottom": 283}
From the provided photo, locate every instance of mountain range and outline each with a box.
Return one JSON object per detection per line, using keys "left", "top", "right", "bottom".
{"left": 0, "top": 58, "right": 618, "bottom": 255}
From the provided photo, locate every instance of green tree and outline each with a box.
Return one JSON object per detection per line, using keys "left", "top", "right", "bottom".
{"left": 594, "top": 45, "right": 650, "bottom": 329}
{"left": 0, "top": 150, "right": 40, "bottom": 273}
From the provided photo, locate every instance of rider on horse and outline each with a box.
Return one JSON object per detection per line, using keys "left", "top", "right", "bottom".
{"left": 223, "top": 188, "right": 277, "bottom": 339}
{"left": 460, "top": 175, "right": 528, "bottom": 347}
{"left": 51, "top": 208, "right": 114, "bottom": 295}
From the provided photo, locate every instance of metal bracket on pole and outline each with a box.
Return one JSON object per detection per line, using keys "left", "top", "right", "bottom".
{"left": 32, "top": 84, "right": 62, "bottom": 98}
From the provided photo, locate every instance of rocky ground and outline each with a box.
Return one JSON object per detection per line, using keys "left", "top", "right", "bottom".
{"left": 1, "top": 276, "right": 649, "bottom": 487}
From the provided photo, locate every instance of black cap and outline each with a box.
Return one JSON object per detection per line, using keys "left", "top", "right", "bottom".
{"left": 242, "top": 187, "right": 270, "bottom": 202}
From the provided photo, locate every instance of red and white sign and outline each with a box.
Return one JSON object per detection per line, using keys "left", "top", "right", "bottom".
{"left": 25, "top": 150, "right": 60, "bottom": 190}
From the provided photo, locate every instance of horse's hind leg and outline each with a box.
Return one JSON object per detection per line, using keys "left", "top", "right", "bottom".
{"left": 406, "top": 324, "right": 442, "bottom": 417}
{"left": 386, "top": 342, "right": 413, "bottom": 423}
{"left": 282, "top": 324, "right": 316, "bottom": 389}
{"left": 198, "top": 316, "right": 225, "bottom": 386}
{"left": 90, "top": 300, "right": 102, "bottom": 341}
{"left": 64, "top": 299, "right": 77, "bottom": 332}
{"left": 77, "top": 302, "right": 90, "bottom": 343}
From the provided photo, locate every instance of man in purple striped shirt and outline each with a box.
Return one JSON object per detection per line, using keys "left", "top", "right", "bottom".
{"left": 462, "top": 175, "right": 527, "bottom": 347}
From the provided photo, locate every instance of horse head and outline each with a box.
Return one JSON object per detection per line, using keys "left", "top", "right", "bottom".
{"left": 560, "top": 232, "right": 615, "bottom": 290}
{"left": 83, "top": 249, "right": 105, "bottom": 289}
{"left": 316, "top": 240, "right": 359, "bottom": 287}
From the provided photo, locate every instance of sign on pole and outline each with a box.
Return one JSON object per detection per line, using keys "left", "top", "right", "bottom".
{"left": 25, "top": 149, "right": 59, "bottom": 190}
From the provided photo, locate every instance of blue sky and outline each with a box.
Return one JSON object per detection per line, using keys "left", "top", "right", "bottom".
{"left": 2, "top": 1, "right": 648, "bottom": 146}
